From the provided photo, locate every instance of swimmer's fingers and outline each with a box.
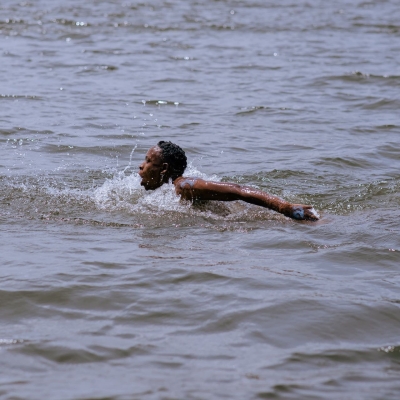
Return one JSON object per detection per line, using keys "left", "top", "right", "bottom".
{"left": 291, "top": 204, "right": 320, "bottom": 221}
{"left": 304, "top": 206, "right": 320, "bottom": 221}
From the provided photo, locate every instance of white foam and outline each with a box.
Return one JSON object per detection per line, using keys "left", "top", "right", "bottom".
{"left": 309, "top": 207, "right": 320, "bottom": 219}
{"left": 93, "top": 171, "right": 180, "bottom": 214}
{"left": 0, "top": 339, "right": 21, "bottom": 345}
{"left": 93, "top": 171, "right": 144, "bottom": 212}
{"left": 93, "top": 163, "right": 223, "bottom": 215}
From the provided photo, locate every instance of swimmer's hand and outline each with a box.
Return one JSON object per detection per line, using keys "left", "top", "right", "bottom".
{"left": 290, "top": 204, "right": 320, "bottom": 221}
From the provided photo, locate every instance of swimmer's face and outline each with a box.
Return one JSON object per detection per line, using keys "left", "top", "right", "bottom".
{"left": 139, "top": 146, "right": 166, "bottom": 190}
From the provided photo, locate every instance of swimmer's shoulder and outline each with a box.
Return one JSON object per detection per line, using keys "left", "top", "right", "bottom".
{"left": 174, "top": 176, "right": 202, "bottom": 195}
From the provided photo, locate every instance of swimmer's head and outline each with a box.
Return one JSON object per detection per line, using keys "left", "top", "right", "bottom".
{"left": 139, "top": 141, "right": 187, "bottom": 190}
{"left": 157, "top": 141, "right": 187, "bottom": 181}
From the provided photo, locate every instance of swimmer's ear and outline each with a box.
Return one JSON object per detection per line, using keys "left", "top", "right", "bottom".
{"left": 161, "top": 162, "right": 168, "bottom": 175}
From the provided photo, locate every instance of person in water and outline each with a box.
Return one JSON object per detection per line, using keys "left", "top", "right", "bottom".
{"left": 139, "top": 141, "right": 320, "bottom": 221}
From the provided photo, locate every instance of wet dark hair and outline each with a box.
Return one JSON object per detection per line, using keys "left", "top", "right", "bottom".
{"left": 157, "top": 141, "right": 187, "bottom": 179}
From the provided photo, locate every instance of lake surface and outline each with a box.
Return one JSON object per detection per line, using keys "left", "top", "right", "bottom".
{"left": 1, "top": 0, "right": 400, "bottom": 399}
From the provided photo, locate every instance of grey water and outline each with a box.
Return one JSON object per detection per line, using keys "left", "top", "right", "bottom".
{"left": 1, "top": 0, "right": 400, "bottom": 399}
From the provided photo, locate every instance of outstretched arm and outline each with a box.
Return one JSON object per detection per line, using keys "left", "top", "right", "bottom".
{"left": 174, "top": 177, "right": 319, "bottom": 221}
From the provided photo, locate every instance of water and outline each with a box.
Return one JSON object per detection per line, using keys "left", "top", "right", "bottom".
{"left": 1, "top": 0, "right": 400, "bottom": 399}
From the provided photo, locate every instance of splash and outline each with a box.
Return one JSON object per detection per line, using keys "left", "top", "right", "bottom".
{"left": 91, "top": 164, "right": 288, "bottom": 226}
{"left": 93, "top": 163, "right": 216, "bottom": 215}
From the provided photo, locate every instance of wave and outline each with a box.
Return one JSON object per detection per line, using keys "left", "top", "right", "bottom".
{"left": 1, "top": 161, "right": 399, "bottom": 227}
{"left": 0, "top": 94, "right": 43, "bottom": 101}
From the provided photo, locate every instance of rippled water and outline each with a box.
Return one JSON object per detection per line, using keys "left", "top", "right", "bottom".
{"left": 1, "top": 0, "right": 400, "bottom": 399}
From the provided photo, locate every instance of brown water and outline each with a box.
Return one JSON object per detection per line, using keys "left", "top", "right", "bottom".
{"left": 1, "top": 1, "right": 400, "bottom": 399}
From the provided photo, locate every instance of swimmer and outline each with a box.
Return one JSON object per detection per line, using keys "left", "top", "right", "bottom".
{"left": 139, "top": 141, "right": 320, "bottom": 221}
